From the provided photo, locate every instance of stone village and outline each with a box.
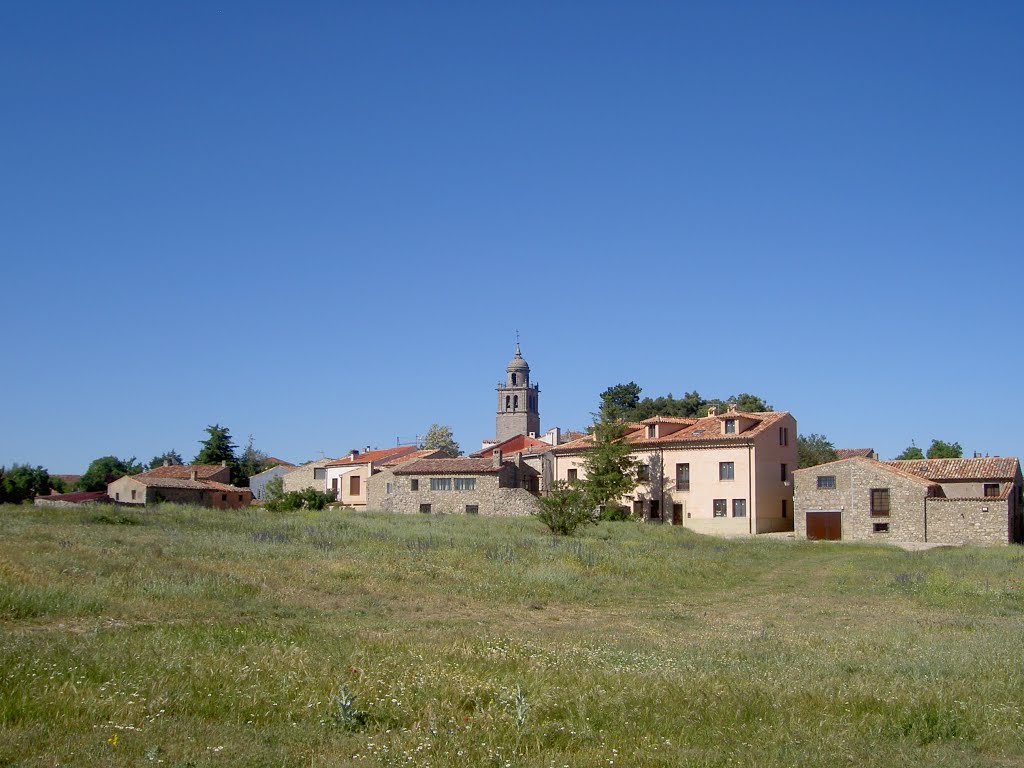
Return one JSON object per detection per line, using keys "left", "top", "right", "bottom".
{"left": 53, "top": 344, "right": 1022, "bottom": 548}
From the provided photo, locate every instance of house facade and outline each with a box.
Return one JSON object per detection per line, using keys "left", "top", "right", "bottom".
{"left": 249, "top": 462, "right": 295, "bottom": 501}
{"left": 281, "top": 458, "right": 337, "bottom": 494}
{"left": 367, "top": 452, "right": 540, "bottom": 517}
{"left": 551, "top": 406, "right": 798, "bottom": 534}
{"left": 323, "top": 446, "right": 437, "bottom": 508}
{"left": 794, "top": 456, "right": 1023, "bottom": 545}
{"left": 107, "top": 464, "right": 252, "bottom": 509}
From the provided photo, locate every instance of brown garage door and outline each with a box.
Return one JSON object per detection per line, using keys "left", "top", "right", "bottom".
{"left": 807, "top": 510, "right": 842, "bottom": 540}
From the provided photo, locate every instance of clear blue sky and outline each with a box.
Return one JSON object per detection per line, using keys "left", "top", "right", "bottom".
{"left": 2, "top": 2, "right": 1022, "bottom": 473}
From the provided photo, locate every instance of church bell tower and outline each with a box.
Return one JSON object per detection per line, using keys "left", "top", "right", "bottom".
{"left": 496, "top": 343, "right": 540, "bottom": 443}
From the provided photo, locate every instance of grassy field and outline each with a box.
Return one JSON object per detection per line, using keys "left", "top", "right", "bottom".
{"left": 2, "top": 504, "right": 1023, "bottom": 767}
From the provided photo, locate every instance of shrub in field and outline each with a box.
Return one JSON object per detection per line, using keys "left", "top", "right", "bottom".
{"left": 266, "top": 487, "right": 336, "bottom": 512}
{"left": 533, "top": 481, "right": 595, "bottom": 535}
{"left": 599, "top": 504, "right": 631, "bottom": 522}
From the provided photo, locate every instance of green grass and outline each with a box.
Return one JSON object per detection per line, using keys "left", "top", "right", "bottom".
{"left": 2, "top": 504, "right": 1024, "bottom": 767}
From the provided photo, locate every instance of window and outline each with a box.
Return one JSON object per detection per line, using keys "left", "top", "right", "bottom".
{"left": 454, "top": 478, "right": 476, "bottom": 491}
{"left": 567, "top": 468, "right": 578, "bottom": 482}
{"left": 781, "top": 499, "right": 787, "bottom": 518}
{"left": 430, "top": 478, "right": 453, "bottom": 491}
{"left": 511, "top": 373, "right": 517, "bottom": 385}
{"left": 870, "top": 488, "right": 890, "bottom": 517}
{"left": 238, "top": 494, "right": 243, "bottom": 502}
{"left": 419, "top": 503, "right": 432, "bottom": 514}
{"left": 650, "top": 500, "right": 661, "bottom": 519}
{"left": 331, "top": 478, "right": 338, "bottom": 493}
{"left": 633, "top": 500, "right": 644, "bottom": 516}
{"left": 637, "top": 464, "right": 650, "bottom": 482}
{"left": 984, "top": 483, "right": 1000, "bottom": 497}
{"left": 719, "top": 462, "right": 734, "bottom": 481}
{"left": 817, "top": 476, "right": 836, "bottom": 489}
{"left": 873, "top": 522, "right": 890, "bottom": 533}
{"left": 465, "top": 505, "right": 479, "bottom": 515}
{"left": 647, "top": 424, "right": 657, "bottom": 438}
{"left": 410, "top": 479, "right": 419, "bottom": 491}
{"left": 350, "top": 475, "right": 361, "bottom": 496}
{"left": 386, "top": 482, "right": 393, "bottom": 494}
{"left": 115, "top": 492, "right": 120, "bottom": 501}
{"left": 676, "top": 463, "right": 690, "bottom": 491}
{"left": 725, "top": 419, "right": 736, "bottom": 434}
{"left": 505, "top": 395, "right": 511, "bottom": 409}
{"left": 779, "top": 426, "right": 789, "bottom": 446}
{"left": 221, "top": 494, "right": 227, "bottom": 502}
{"left": 514, "top": 395, "right": 519, "bottom": 409}
{"left": 131, "top": 489, "right": 137, "bottom": 500}
{"left": 781, "top": 463, "right": 787, "bottom": 483}
{"left": 732, "top": 499, "right": 747, "bottom": 518}
{"left": 713, "top": 499, "right": 727, "bottom": 517}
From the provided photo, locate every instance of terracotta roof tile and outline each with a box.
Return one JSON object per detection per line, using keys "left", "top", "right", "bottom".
{"left": 326, "top": 445, "right": 420, "bottom": 468}
{"left": 394, "top": 458, "right": 504, "bottom": 475}
{"left": 131, "top": 476, "right": 251, "bottom": 493}
{"left": 137, "top": 465, "right": 228, "bottom": 480}
{"left": 836, "top": 448, "right": 875, "bottom": 459}
{"left": 792, "top": 456, "right": 942, "bottom": 489}
{"left": 470, "top": 434, "right": 553, "bottom": 458}
{"left": 379, "top": 449, "right": 444, "bottom": 467}
{"left": 882, "top": 457, "right": 1020, "bottom": 481}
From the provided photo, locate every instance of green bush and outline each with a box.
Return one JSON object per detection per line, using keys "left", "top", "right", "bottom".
{"left": 533, "top": 481, "right": 595, "bottom": 535}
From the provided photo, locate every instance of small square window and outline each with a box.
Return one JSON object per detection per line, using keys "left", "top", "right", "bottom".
{"left": 719, "top": 462, "right": 734, "bottom": 481}
{"left": 465, "top": 505, "right": 479, "bottom": 515}
{"left": 725, "top": 419, "right": 736, "bottom": 434}
{"left": 984, "top": 483, "right": 1000, "bottom": 497}
{"left": 873, "top": 522, "right": 890, "bottom": 533}
{"left": 419, "top": 503, "right": 431, "bottom": 514}
{"left": 817, "top": 476, "right": 836, "bottom": 489}
{"left": 713, "top": 499, "right": 727, "bottom": 517}
{"left": 567, "top": 468, "right": 578, "bottom": 482}
{"left": 870, "top": 488, "right": 890, "bottom": 517}
{"left": 637, "top": 464, "right": 650, "bottom": 482}
{"left": 732, "top": 499, "right": 746, "bottom": 518}
{"left": 410, "top": 479, "right": 419, "bottom": 491}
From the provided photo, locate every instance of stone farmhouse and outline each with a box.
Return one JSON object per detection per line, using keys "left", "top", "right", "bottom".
{"left": 367, "top": 451, "right": 541, "bottom": 517}
{"left": 550, "top": 405, "right": 798, "bottom": 534}
{"left": 108, "top": 463, "right": 252, "bottom": 509}
{"left": 794, "top": 456, "right": 1023, "bottom": 545}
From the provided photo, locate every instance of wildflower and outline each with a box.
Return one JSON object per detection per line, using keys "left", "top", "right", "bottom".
{"left": 108, "top": 733, "right": 119, "bottom": 747}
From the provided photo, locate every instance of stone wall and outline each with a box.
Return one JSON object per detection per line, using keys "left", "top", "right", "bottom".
{"left": 925, "top": 497, "right": 1011, "bottom": 545}
{"left": 794, "top": 459, "right": 929, "bottom": 543}
{"left": 367, "top": 465, "right": 539, "bottom": 517}
{"left": 282, "top": 460, "right": 332, "bottom": 493}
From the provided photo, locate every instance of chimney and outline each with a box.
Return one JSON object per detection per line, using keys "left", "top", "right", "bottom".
{"left": 190, "top": 469, "right": 198, "bottom": 481}
{"left": 350, "top": 449, "right": 360, "bottom": 459}
{"left": 492, "top": 449, "right": 503, "bottom": 468}
{"left": 707, "top": 405, "right": 718, "bottom": 417}
{"left": 163, "top": 459, "right": 170, "bottom": 467}
{"left": 365, "top": 445, "right": 370, "bottom": 453}
{"left": 221, "top": 460, "right": 227, "bottom": 467}
{"left": 514, "top": 451, "right": 523, "bottom": 469}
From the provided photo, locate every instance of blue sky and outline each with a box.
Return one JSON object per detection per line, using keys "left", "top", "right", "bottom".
{"left": 1, "top": 1, "right": 1022, "bottom": 473}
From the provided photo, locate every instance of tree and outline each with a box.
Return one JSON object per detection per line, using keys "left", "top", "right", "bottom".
{"left": 0, "top": 464, "right": 54, "bottom": 503}
{"left": 78, "top": 456, "right": 143, "bottom": 492}
{"left": 895, "top": 441, "right": 925, "bottom": 460}
{"left": 194, "top": 424, "right": 238, "bottom": 466}
{"left": 533, "top": 481, "right": 595, "bottom": 535}
{"left": 927, "top": 439, "right": 963, "bottom": 459}
{"left": 599, "top": 382, "right": 642, "bottom": 421}
{"left": 236, "top": 435, "right": 269, "bottom": 486}
{"left": 423, "top": 424, "right": 461, "bottom": 457}
{"left": 579, "top": 405, "right": 640, "bottom": 514}
{"left": 148, "top": 450, "right": 184, "bottom": 470}
{"left": 797, "top": 433, "right": 838, "bottom": 469}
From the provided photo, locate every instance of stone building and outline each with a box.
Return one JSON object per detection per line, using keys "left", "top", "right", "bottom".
{"left": 281, "top": 458, "right": 337, "bottom": 494}
{"left": 367, "top": 451, "right": 540, "bottom": 517}
{"left": 551, "top": 405, "right": 798, "bottom": 534}
{"left": 794, "top": 456, "right": 1023, "bottom": 545}
{"left": 107, "top": 464, "right": 252, "bottom": 509}
{"left": 323, "top": 446, "right": 440, "bottom": 508}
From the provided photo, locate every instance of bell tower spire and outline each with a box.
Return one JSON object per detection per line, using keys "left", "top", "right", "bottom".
{"left": 495, "top": 341, "right": 540, "bottom": 442}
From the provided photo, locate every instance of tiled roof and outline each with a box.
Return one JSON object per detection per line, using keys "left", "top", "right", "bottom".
{"left": 560, "top": 431, "right": 587, "bottom": 442}
{"left": 639, "top": 416, "right": 699, "bottom": 425}
{"left": 470, "top": 434, "right": 553, "bottom": 458}
{"left": 139, "top": 464, "right": 227, "bottom": 480}
{"left": 836, "top": 448, "right": 875, "bottom": 459}
{"left": 394, "top": 458, "right": 504, "bottom": 475}
{"left": 379, "top": 449, "right": 443, "bottom": 467}
{"left": 53, "top": 474, "right": 82, "bottom": 485}
{"left": 796, "top": 456, "right": 942, "bottom": 488}
{"left": 552, "top": 411, "right": 790, "bottom": 453}
{"left": 262, "top": 457, "right": 294, "bottom": 468}
{"left": 132, "top": 476, "right": 250, "bottom": 493}
{"left": 883, "top": 457, "right": 1020, "bottom": 482}
{"left": 326, "top": 445, "right": 420, "bottom": 468}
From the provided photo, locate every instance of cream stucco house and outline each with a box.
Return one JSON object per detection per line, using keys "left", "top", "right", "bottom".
{"left": 551, "top": 405, "right": 797, "bottom": 534}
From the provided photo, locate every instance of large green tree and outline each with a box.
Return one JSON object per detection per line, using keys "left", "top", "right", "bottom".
{"left": 926, "top": 439, "right": 963, "bottom": 459}
{"left": 894, "top": 442, "right": 925, "bottom": 460}
{"left": 579, "top": 404, "right": 640, "bottom": 514}
{"left": 423, "top": 424, "right": 462, "bottom": 457}
{"left": 236, "top": 435, "right": 270, "bottom": 486}
{"left": 78, "top": 456, "right": 143, "bottom": 492}
{"left": 797, "top": 433, "right": 839, "bottom": 469}
{"left": 533, "top": 481, "right": 594, "bottom": 535}
{"left": 599, "top": 382, "right": 642, "bottom": 420}
{"left": 599, "top": 383, "right": 771, "bottom": 423}
{"left": 0, "top": 464, "right": 54, "bottom": 503}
